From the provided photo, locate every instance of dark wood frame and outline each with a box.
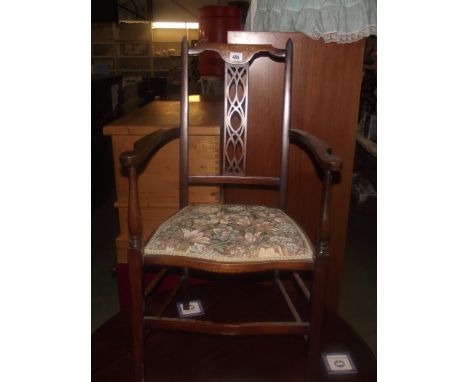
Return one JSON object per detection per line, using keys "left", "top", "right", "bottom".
{"left": 120, "top": 37, "right": 342, "bottom": 382}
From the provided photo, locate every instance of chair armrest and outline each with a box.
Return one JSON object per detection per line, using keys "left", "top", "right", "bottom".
{"left": 120, "top": 127, "right": 180, "bottom": 168}
{"left": 289, "top": 129, "right": 342, "bottom": 172}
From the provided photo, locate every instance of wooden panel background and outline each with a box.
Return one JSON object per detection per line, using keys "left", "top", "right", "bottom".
{"left": 227, "top": 32, "right": 365, "bottom": 310}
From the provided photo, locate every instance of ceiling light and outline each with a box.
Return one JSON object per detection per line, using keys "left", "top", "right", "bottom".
{"left": 152, "top": 22, "right": 199, "bottom": 29}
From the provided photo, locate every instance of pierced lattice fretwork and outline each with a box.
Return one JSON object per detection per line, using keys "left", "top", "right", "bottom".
{"left": 223, "top": 63, "right": 248, "bottom": 175}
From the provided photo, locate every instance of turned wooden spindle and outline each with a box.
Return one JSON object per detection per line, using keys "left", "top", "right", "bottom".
{"left": 316, "top": 170, "right": 333, "bottom": 257}
{"left": 306, "top": 169, "right": 333, "bottom": 380}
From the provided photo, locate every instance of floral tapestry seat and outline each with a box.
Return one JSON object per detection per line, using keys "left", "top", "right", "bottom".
{"left": 144, "top": 204, "right": 314, "bottom": 263}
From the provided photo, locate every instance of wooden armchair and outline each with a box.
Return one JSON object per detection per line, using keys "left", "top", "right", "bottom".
{"left": 120, "top": 37, "right": 342, "bottom": 381}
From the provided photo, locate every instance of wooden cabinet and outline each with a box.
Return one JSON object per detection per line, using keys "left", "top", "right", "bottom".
{"left": 227, "top": 32, "right": 365, "bottom": 310}
{"left": 103, "top": 101, "right": 222, "bottom": 262}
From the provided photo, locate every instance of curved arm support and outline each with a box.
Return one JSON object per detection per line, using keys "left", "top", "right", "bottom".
{"left": 289, "top": 129, "right": 342, "bottom": 172}
{"left": 120, "top": 127, "right": 179, "bottom": 250}
{"left": 316, "top": 171, "right": 333, "bottom": 257}
{"left": 120, "top": 127, "right": 180, "bottom": 168}
{"left": 289, "top": 129, "right": 342, "bottom": 257}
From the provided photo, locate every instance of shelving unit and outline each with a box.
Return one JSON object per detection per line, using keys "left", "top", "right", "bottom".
{"left": 91, "top": 21, "right": 154, "bottom": 77}
{"left": 356, "top": 132, "right": 377, "bottom": 157}
{"left": 351, "top": 36, "right": 377, "bottom": 203}
{"left": 91, "top": 22, "right": 118, "bottom": 73}
{"left": 92, "top": 21, "right": 201, "bottom": 80}
{"left": 117, "top": 21, "right": 154, "bottom": 77}
{"left": 91, "top": 21, "right": 158, "bottom": 113}
{"left": 363, "top": 63, "right": 377, "bottom": 71}
{"left": 357, "top": 36, "right": 377, "bottom": 149}
{"left": 92, "top": 21, "right": 201, "bottom": 107}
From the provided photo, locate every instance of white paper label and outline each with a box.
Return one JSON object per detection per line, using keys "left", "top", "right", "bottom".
{"left": 176, "top": 300, "right": 205, "bottom": 317}
{"left": 229, "top": 52, "right": 243, "bottom": 62}
{"left": 179, "top": 302, "right": 202, "bottom": 315}
{"left": 325, "top": 354, "right": 354, "bottom": 372}
{"left": 324, "top": 353, "right": 357, "bottom": 374}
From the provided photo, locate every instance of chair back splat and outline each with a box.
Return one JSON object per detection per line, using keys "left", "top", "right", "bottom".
{"left": 180, "top": 38, "right": 293, "bottom": 211}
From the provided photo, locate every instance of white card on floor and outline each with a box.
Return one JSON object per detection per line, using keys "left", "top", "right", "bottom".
{"left": 176, "top": 300, "right": 205, "bottom": 318}
{"left": 322, "top": 352, "right": 357, "bottom": 374}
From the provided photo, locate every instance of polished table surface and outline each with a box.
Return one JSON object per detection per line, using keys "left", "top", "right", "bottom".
{"left": 103, "top": 100, "right": 224, "bottom": 136}
{"left": 92, "top": 280, "right": 376, "bottom": 381}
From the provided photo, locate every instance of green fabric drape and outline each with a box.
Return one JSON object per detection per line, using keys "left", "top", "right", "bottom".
{"left": 245, "top": 0, "right": 377, "bottom": 43}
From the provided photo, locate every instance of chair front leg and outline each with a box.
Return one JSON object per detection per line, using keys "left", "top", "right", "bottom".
{"left": 129, "top": 248, "right": 144, "bottom": 382}
{"left": 306, "top": 169, "right": 333, "bottom": 380}
{"left": 127, "top": 165, "right": 145, "bottom": 381}
{"left": 306, "top": 254, "right": 329, "bottom": 380}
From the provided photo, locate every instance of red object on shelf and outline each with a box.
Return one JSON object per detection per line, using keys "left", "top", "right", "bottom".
{"left": 198, "top": 5, "right": 241, "bottom": 78}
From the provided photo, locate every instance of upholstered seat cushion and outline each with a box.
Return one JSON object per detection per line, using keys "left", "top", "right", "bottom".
{"left": 144, "top": 204, "right": 314, "bottom": 263}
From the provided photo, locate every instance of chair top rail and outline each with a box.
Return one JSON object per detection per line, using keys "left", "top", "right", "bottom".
{"left": 189, "top": 42, "right": 286, "bottom": 64}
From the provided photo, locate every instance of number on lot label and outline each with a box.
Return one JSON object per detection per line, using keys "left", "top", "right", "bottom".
{"left": 229, "top": 52, "right": 243, "bottom": 62}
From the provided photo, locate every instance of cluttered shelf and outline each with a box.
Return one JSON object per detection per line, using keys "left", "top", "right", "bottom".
{"left": 351, "top": 36, "right": 377, "bottom": 204}
{"left": 357, "top": 36, "right": 377, "bottom": 158}
{"left": 356, "top": 132, "right": 377, "bottom": 158}
{"left": 363, "top": 63, "right": 377, "bottom": 71}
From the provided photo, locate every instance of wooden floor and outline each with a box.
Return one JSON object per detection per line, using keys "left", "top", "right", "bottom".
{"left": 92, "top": 276, "right": 376, "bottom": 382}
